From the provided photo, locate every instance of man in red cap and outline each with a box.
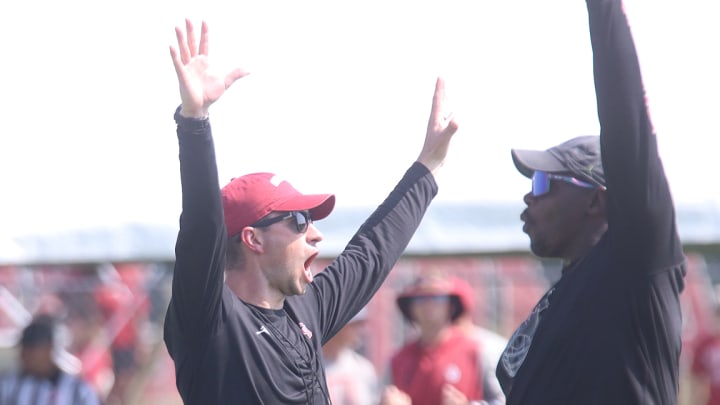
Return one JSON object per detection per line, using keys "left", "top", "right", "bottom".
{"left": 386, "top": 275, "right": 505, "bottom": 405}
{"left": 163, "top": 19, "right": 459, "bottom": 405}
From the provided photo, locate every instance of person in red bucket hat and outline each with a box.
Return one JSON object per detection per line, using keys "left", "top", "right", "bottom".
{"left": 385, "top": 275, "right": 505, "bottom": 405}
{"left": 163, "top": 19, "right": 459, "bottom": 405}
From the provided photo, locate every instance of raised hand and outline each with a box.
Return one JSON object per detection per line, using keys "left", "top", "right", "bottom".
{"left": 417, "top": 77, "right": 459, "bottom": 175}
{"left": 380, "top": 385, "right": 412, "bottom": 405}
{"left": 441, "top": 383, "right": 469, "bottom": 405}
{"left": 170, "top": 19, "right": 248, "bottom": 118}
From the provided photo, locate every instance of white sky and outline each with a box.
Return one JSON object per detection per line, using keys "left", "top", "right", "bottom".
{"left": 1, "top": 0, "right": 718, "bottom": 237}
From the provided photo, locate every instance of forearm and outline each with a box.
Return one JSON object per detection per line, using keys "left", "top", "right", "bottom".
{"left": 588, "top": 0, "right": 648, "bottom": 135}
{"left": 175, "top": 108, "right": 223, "bottom": 220}
{"left": 318, "top": 162, "right": 437, "bottom": 338}
{"left": 588, "top": 0, "right": 653, "bottom": 192}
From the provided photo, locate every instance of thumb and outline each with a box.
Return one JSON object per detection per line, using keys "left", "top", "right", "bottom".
{"left": 444, "top": 118, "right": 459, "bottom": 137}
{"left": 225, "top": 68, "right": 250, "bottom": 89}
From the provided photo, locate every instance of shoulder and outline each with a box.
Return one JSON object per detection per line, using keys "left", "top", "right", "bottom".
{"left": 347, "top": 350, "right": 374, "bottom": 367}
{"left": 339, "top": 350, "right": 376, "bottom": 377}
{"left": 0, "top": 372, "right": 20, "bottom": 387}
{"left": 71, "top": 377, "right": 101, "bottom": 404}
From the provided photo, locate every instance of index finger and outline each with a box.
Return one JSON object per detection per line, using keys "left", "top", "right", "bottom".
{"left": 430, "top": 76, "right": 447, "bottom": 118}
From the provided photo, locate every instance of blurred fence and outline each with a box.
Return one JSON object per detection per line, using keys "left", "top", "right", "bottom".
{"left": 0, "top": 249, "right": 717, "bottom": 404}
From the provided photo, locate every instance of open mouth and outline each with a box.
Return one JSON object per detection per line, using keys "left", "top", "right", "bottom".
{"left": 303, "top": 252, "right": 319, "bottom": 283}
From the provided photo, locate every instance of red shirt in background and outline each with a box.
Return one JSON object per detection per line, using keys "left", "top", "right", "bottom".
{"left": 693, "top": 333, "right": 720, "bottom": 405}
{"left": 390, "top": 327, "right": 483, "bottom": 405}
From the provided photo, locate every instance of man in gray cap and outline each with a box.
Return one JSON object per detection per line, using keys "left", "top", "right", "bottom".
{"left": 495, "top": 1, "right": 686, "bottom": 404}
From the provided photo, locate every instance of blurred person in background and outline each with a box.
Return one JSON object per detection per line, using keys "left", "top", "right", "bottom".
{"left": 385, "top": 274, "right": 505, "bottom": 405}
{"left": 94, "top": 264, "right": 151, "bottom": 405}
{"left": 691, "top": 304, "right": 720, "bottom": 405}
{"left": 66, "top": 292, "right": 115, "bottom": 401}
{"left": 322, "top": 307, "right": 379, "bottom": 405}
{"left": 0, "top": 315, "right": 100, "bottom": 405}
{"left": 451, "top": 278, "right": 508, "bottom": 370}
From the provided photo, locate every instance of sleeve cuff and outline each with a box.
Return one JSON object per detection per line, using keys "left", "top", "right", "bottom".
{"left": 173, "top": 105, "right": 210, "bottom": 130}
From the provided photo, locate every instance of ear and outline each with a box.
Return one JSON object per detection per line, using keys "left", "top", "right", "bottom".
{"left": 240, "top": 227, "right": 264, "bottom": 254}
{"left": 587, "top": 188, "right": 607, "bottom": 217}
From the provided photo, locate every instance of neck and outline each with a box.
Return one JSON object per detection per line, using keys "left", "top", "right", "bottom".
{"left": 24, "top": 364, "right": 60, "bottom": 381}
{"left": 562, "top": 222, "right": 607, "bottom": 267}
{"left": 225, "top": 269, "right": 285, "bottom": 309}
{"left": 418, "top": 324, "right": 450, "bottom": 347}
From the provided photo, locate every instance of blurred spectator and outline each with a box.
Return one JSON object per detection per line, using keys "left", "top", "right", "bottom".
{"left": 66, "top": 306, "right": 115, "bottom": 401}
{"left": 451, "top": 278, "right": 509, "bottom": 370}
{"left": 322, "top": 308, "right": 379, "bottom": 405}
{"left": 692, "top": 305, "right": 720, "bottom": 405}
{"left": 0, "top": 315, "right": 100, "bottom": 404}
{"left": 94, "top": 263, "right": 151, "bottom": 404}
{"left": 386, "top": 274, "right": 505, "bottom": 405}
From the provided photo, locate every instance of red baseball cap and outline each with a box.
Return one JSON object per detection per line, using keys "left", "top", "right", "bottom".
{"left": 221, "top": 173, "right": 336, "bottom": 237}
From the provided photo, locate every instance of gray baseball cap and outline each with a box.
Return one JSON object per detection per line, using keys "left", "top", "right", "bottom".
{"left": 511, "top": 135, "right": 606, "bottom": 188}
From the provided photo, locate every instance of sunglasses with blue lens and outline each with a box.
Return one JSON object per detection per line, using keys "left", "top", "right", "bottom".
{"left": 531, "top": 171, "right": 597, "bottom": 197}
{"left": 252, "top": 211, "right": 312, "bottom": 233}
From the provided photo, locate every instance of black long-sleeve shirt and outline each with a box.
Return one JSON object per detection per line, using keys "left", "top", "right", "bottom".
{"left": 496, "top": 1, "right": 686, "bottom": 404}
{"left": 163, "top": 112, "right": 438, "bottom": 404}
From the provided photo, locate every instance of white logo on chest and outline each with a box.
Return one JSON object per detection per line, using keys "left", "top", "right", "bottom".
{"left": 444, "top": 363, "right": 462, "bottom": 383}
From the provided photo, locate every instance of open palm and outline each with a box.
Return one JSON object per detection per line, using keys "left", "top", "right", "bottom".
{"left": 170, "top": 19, "right": 247, "bottom": 118}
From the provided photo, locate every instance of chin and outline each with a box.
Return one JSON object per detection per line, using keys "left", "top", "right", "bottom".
{"left": 529, "top": 241, "right": 550, "bottom": 258}
{"left": 295, "top": 284, "right": 309, "bottom": 296}
{"left": 282, "top": 285, "right": 305, "bottom": 297}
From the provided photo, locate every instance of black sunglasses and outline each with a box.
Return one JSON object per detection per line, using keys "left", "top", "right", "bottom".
{"left": 252, "top": 211, "right": 312, "bottom": 233}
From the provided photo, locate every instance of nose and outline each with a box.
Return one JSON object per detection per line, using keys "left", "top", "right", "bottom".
{"left": 306, "top": 222, "right": 324, "bottom": 244}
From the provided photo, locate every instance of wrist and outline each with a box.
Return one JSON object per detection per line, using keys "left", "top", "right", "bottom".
{"left": 174, "top": 105, "right": 210, "bottom": 128}
{"left": 179, "top": 105, "right": 209, "bottom": 120}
